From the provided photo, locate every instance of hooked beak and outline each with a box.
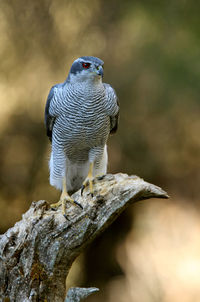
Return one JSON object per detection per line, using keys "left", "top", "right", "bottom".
{"left": 96, "top": 65, "right": 104, "bottom": 77}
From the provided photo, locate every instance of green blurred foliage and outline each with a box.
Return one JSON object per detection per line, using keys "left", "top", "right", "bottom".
{"left": 0, "top": 0, "right": 200, "bottom": 300}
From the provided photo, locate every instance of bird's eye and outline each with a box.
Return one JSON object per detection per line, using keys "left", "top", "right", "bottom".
{"left": 82, "top": 63, "right": 91, "bottom": 69}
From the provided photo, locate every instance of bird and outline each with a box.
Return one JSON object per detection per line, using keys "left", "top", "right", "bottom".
{"left": 45, "top": 56, "right": 119, "bottom": 216}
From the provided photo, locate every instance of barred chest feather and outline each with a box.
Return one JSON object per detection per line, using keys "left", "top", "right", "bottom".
{"left": 52, "top": 82, "right": 110, "bottom": 161}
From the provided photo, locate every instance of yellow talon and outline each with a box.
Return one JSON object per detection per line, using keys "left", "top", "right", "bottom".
{"left": 51, "top": 177, "right": 83, "bottom": 216}
{"left": 50, "top": 200, "right": 62, "bottom": 209}
{"left": 81, "top": 162, "right": 94, "bottom": 196}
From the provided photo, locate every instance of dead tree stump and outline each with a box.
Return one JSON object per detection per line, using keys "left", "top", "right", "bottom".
{"left": 0, "top": 173, "right": 168, "bottom": 301}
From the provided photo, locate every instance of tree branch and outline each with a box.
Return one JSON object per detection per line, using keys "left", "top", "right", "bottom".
{"left": 0, "top": 173, "right": 168, "bottom": 301}
{"left": 65, "top": 287, "right": 99, "bottom": 302}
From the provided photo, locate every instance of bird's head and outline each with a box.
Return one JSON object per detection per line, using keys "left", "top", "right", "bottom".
{"left": 67, "top": 56, "right": 104, "bottom": 83}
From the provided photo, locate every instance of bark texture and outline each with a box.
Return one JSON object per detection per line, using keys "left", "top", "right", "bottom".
{"left": 0, "top": 173, "right": 168, "bottom": 302}
{"left": 65, "top": 287, "right": 99, "bottom": 302}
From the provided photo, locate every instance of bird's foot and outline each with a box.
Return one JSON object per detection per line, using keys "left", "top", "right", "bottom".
{"left": 51, "top": 194, "right": 83, "bottom": 218}
{"left": 50, "top": 200, "right": 62, "bottom": 209}
{"left": 81, "top": 177, "right": 94, "bottom": 197}
{"left": 61, "top": 195, "right": 83, "bottom": 218}
{"left": 80, "top": 174, "right": 106, "bottom": 196}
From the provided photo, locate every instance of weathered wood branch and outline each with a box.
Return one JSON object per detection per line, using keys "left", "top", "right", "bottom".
{"left": 65, "top": 287, "right": 99, "bottom": 302}
{"left": 0, "top": 173, "right": 168, "bottom": 302}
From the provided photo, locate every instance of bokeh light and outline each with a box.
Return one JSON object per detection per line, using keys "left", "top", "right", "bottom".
{"left": 0, "top": 1, "right": 200, "bottom": 301}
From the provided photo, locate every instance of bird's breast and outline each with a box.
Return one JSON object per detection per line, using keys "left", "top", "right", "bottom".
{"left": 54, "top": 110, "right": 110, "bottom": 162}
{"left": 52, "top": 84, "right": 111, "bottom": 161}
{"left": 60, "top": 112, "right": 109, "bottom": 142}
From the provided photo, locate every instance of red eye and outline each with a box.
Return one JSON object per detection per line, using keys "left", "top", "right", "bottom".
{"left": 82, "top": 62, "right": 91, "bottom": 69}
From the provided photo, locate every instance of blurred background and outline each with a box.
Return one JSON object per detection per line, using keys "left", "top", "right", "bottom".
{"left": 0, "top": 0, "right": 200, "bottom": 301}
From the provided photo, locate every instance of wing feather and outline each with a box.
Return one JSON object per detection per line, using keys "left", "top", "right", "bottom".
{"left": 110, "top": 106, "right": 119, "bottom": 134}
{"left": 44, "top": 85, "right": 57, "bottom": 142}
{"left": 103, "top": 83, "right": 119, "bottom": 134}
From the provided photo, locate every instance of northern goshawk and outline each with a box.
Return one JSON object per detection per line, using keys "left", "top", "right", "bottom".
{"left": 45, "top": 56, "right": 119, "bottom": 216}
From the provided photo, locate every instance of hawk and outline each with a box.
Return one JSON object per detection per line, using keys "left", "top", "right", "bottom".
{"left": 45, "top": 56, "right": 119, "bottom": 215}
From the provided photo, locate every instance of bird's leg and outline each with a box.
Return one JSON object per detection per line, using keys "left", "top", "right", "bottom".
{"left": 81, "top": 162, "right": 94, "bottom": 197}
{"left": 51, "top": 177, "right": 83, "bottom": 215}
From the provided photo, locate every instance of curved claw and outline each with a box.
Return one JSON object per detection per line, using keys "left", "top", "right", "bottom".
{"left": 81, "top": 185, "right": 85, "bottom": 196}
{"left": 74, "top": 200, "right": 83, "bottom": 209}
{"left": 81, "top": 184, "right": 93, "bottom": 198}
{"left": 63, "top": 214, "right": 70, "bottom": 221}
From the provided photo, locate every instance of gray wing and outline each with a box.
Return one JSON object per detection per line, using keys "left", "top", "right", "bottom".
{"left": 44, "top": 85, "right": 58, "bottom": 142}
{"left": 110, "top": 99, "right": 119, "bottom": 134}
{"left": 103, "top": 83, "right": 119, "bottom": 134}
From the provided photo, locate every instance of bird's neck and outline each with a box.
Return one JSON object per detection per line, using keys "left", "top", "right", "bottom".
{"left": 67, "top": 73, "right": 102, "bottom": 86}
